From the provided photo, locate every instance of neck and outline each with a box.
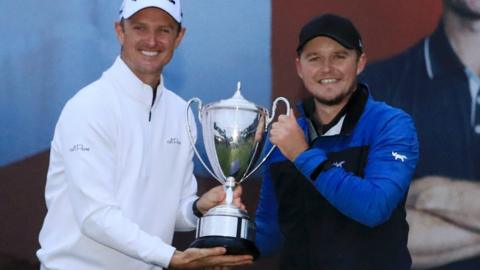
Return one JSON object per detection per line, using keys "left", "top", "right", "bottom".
{"left": 314, "top": 98, "right": 349, "bottom": 125}
{"left": 120, "top": 55, "right": 162, "bottom": 89}
{"left": 147, "top": 78, "right": 161, "bottom": 91}
{"left": 443, "top": 10, "right": 480, "bottom": 75}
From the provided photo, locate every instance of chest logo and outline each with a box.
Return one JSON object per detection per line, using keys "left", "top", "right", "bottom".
{"left": 392, "top": 151, "right": 407, "bottom": 162}
{"left": 333, "top": 160, "right": 346, "bottom": 168}
{"left": 70, "top": 144, "right": 90, "bottom": 152}
{"left": 167, "top": 137, "right": 181, "bottom": 145}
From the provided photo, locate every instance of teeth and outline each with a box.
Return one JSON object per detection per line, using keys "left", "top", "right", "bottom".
{"left": 141, "top": 51, "right": 158, "bottom": 56}
{"left": 320, "top": 79, "right": 337, "bottom": 84}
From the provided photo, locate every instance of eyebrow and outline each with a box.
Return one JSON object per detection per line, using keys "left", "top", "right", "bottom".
{"left": 303, "top": 52, "right": 320, "bottom": 58}
{"left": 128, "top": 21, "right": 176, "bottom": 29}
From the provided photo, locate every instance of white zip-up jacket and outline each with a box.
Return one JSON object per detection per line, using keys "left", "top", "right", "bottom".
{"left": 37, "top": 57, "right": 198, "bottom": 269}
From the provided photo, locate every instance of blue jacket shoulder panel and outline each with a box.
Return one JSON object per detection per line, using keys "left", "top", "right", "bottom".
{"left": 302, "top": 98, "right": 418, "bottom": 227}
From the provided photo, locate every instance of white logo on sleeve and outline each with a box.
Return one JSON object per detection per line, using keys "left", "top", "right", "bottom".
{"left": 392, "top": 151, "right": 407, "bottom": 162}
{"left": 333, "top": 161, "right": 345, "bottom": 168}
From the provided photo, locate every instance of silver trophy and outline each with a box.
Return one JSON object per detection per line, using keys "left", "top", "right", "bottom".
{"left": 186, "top": 82, "right": 290, "bottom": 259}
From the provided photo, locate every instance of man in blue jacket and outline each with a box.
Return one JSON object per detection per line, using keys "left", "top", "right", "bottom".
{"left": 255, "top": 14, "right": 419, "bottom": 270}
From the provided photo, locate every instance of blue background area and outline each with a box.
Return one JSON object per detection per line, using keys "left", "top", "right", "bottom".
{"left": 0, "top": 0, "right": 271, "bottom": 167}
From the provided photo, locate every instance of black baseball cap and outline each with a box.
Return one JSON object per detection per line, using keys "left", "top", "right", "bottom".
{"left": 296, "top": 14, "right": 363, "bottom": 55}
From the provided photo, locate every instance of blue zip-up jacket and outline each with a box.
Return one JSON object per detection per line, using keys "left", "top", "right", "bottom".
{"left": 255, "top": 85, "right": 418, "bottom": 270}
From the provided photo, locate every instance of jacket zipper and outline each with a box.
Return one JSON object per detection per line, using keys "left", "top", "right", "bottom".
{"left": 149, "top": 89, "right": 157, "bottom": 122}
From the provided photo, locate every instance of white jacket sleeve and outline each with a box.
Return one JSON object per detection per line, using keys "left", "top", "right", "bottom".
{"left": 175, "top": 108, "right": 199, "bottom": 231}
{"left": 57, "top": 98, "right": 175, "bottom": 268}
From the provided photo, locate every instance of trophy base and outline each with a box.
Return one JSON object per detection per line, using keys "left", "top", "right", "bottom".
{"left": 190, "top": 236, "right": 260, "bottom": 260}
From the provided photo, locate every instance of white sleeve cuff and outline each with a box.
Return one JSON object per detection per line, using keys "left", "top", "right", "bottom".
{"left": 149, "top": 238, "right": 176, "bottom": 268}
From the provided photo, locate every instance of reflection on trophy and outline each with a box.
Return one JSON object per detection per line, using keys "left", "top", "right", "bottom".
{"left": 186, "top": 82, "right": 290, "bottom": 259}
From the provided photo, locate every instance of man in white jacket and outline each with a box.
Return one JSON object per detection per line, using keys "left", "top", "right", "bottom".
{"left": 36, "top": 0, "right": 253, "bottom": 269}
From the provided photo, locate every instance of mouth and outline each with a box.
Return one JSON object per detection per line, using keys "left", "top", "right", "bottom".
{"left": 141, "top": 50, "right": 159, "bottom": 57}
{"left": 319, "top": 78, "right": 339, "bottom": 84}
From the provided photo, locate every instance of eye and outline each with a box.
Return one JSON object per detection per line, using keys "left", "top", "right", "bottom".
{"left": 307, "top": 56, "right": 320, "bottom": 63}
{"left": 133, "top": 25, "right": 146, "bottom": 32}
{"left": 334, "top": 54, "right": 347, "bottom": 60}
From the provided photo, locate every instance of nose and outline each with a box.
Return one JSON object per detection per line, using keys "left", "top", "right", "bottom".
{"left": 144, "top": 31, "right": 157, "bottom": 47}
{"left": 319, "top": 59, "right": 332, "bottom": 73}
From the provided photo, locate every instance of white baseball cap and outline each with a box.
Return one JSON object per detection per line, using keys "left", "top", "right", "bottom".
{"left": 119, "top": 0, "right": 182, "bottom": 23}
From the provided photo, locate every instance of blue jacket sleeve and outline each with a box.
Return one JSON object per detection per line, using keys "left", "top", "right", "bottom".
{"left": 294, "top": 112, "right": 418, "bottom": 227}
{"left": 255, "top": 144, "right": 284, "bottom": 256}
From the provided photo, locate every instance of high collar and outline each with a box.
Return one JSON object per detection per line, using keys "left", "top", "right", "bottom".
{"left": 104, "top": 56, "right": 164, "bottom": 108}
{"left": 301, "top": 83, "right": 369, "bottom": 141}
{"left": 425, "top": 21, "right": 466, "bottom": 80}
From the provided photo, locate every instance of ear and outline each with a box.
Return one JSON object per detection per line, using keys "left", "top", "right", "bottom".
{"left": 114, "top": 21, "right": 125, "bottom": 46}
{"left": 174, "top": 27, "right": 186, "bottom": 49}
{"left": 295, "top": 57, "right": 304, "bottom": 79}
{"left": 356, "top": 52, "right": 367, "bottom": 75}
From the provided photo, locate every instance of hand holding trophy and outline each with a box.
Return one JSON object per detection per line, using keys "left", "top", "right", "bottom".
{"left": 186, "top": 82, "right": 290, "bottom": 259}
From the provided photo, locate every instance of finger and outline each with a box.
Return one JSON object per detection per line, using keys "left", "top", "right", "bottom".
{"left": 212, "top": 258, "right": 254, "bottom": 267}
{"left": 271, "top": 122, "right": 280, "bottom": 130}
{"left": 213, "top": 185, "right": 226, "bottom": 203}
{"left": 278, "top": 114, "right": 289, "bottom": 122}
{"left": 187, "top": 247, "right": 227, "bottom": 259}
{"left": 269, "top": 127, "right": 278, "bottom": 137}
{"left": 269, "top": 134, "right": 279, "bottom": 145}
{"left": 201, "top": 255, "right": 253, "bottom": 266}
{"left": 233, "top": 185, "right": 243, "bottom": 197}
{"left": 288, "top": 108, "right": 296, "bottom": 118}
{"left": 232, "top": 197, "right": 246, "bottom": 210}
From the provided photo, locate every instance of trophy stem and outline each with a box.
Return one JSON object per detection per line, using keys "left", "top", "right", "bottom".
{"left": 224, "top": 177, "right": 236, "bottom": 205}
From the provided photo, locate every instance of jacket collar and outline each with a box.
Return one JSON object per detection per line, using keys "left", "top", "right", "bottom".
{"left": 424, "top": 21, "right": 466, "bottom": 80}
{"left": 300, "top": 83, "right": 369, "bottom": 141}
{"left": 104, "top": 56, "right": 164, "bottom": 108}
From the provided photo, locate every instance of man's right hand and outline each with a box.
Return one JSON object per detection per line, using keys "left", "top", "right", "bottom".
{"left": 169, "top": 247, "right": 253, "bottom": 269}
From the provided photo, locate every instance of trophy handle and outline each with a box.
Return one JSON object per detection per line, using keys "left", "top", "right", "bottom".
{"left": 266, "top": 97, "right": 291, "bottom": 127}
{"left": 186, "top": 98, "right": 224, "bottom": 183}
{"left": 241, "top": 97, "right": 291, "bottom": 181}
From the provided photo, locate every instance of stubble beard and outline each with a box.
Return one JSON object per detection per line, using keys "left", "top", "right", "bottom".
{"left": 314, "top": 83, "right": 357, "bottom": 106}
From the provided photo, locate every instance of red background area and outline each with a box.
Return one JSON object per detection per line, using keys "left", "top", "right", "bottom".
{"left": 272, "top": 0, "right": 443, "bottom": 102}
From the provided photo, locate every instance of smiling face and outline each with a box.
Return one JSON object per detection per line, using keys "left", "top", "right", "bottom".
{"left": 115, "top": 7, "right": 185, "bottom": 86}
{"left": 296, "top": 36, "right": 366, "bottom": 108}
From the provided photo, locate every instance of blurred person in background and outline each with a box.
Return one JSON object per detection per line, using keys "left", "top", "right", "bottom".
{"left": 362, "top": 0, "right": 480, "bottom": 269}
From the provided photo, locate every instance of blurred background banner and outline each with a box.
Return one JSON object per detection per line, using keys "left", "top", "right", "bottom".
{"left": 0, "top": 0, "right": 271, "bottom": 167}
{"left": 2, "top": 1, "right": 479, "bottom": 270}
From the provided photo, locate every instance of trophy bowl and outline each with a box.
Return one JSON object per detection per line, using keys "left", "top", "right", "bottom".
{"left": 186, "top": 82, "right": 290, "bottom": 259}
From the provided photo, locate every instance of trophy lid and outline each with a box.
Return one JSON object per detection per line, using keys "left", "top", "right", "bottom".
{"left": 210, "top": 82, "right": 258, "bottom": 110}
